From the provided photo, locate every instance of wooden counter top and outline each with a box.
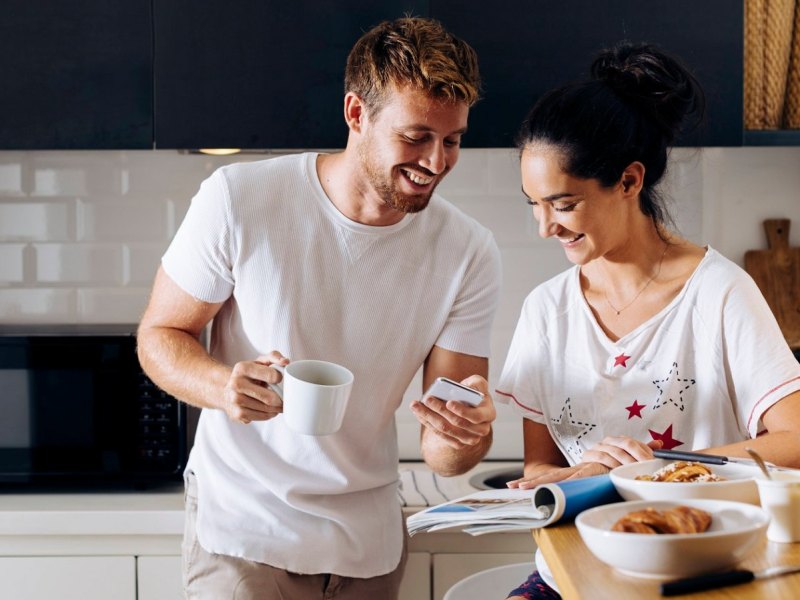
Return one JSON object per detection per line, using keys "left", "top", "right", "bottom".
{"left": 533, "top": 524, "right": 800, "bottom": 600}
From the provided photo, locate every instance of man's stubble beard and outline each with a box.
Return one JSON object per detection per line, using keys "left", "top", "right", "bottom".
{"left": 358, "top": 138, "right": 438, "bottom": 215}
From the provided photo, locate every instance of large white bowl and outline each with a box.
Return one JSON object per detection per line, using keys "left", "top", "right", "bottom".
{"left": 575, "top": 499, "right": 769, "bottom": 579}
{"left": 610, "top": 459, "right": 760, "bottom": 504}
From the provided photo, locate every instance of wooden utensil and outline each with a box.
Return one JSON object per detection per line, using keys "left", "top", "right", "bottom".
{"left": 744, "top": 219, "right": 800, "bottom": 349}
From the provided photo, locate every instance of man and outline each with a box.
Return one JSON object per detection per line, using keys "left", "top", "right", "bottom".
{"left": 137, "top": 16, "right": 501, "bottom": 600}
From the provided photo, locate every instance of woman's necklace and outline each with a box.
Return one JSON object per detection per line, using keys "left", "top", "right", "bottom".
{"left": 604, "top": 242, "right": 669, "bottom": 316}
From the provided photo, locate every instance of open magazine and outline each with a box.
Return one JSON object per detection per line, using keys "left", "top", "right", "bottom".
{"left": 406, "top": 474, "right": 622, "bottom": 536}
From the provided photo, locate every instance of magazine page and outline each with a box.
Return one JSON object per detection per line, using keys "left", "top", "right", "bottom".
{"left": 407, "top": 474, "right": 622, "bottom": 536}
{"left": 407, "top": 488, "right": 546, "bottom": 536}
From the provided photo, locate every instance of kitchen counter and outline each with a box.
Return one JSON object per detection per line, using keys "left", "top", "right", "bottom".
{"left": 0, "top": 483, "right": 186, "bottom": 556}
{"left": 0, "top": 462, "right": 532, "bottom": 600}
{"left": 0, "top": 485, "right": 185, "bottom": 537}
{"left": 0, "top": 461, "right": 525, "bottom": 551}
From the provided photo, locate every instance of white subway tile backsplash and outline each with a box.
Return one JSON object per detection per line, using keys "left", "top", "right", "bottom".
{"left": 493, "top": 245, "right": 572, "bottom": 344}
{"left": 487, "top": 148, "right": 523, "bottom": 194}
{"left": 489, "top": 328, "right": 517, "bottom": 374}
{"left": 500, "top": 245, "right": 571, "bottom": 294}
{"left": 118, "top": 151, "right": 206, "bottom": 197}
{"left": 0, "top": 288, "right": 75, "bottom": 321}
{"left": 166, "top": 197, "right": 192, "bottom": 238}
{"left": 700, "top": 147, "right": 800, "bottom": 266}
{"left": 30, "top": 152, "right": 125, "bottom": 197}
{"left": 0, "top": 160, "right": 23, "bottom": 196}
{"left": 35, "top": 243, "right": 124, "bottom": 284}
{"left": 117, "top": 151, "right": 264, "bottom": 198}
{"left": 33, "top": 167, "right": 88, "bottom": 197}
{"left": 77, "top": 198, "right": 168, "bottom": 242}
{"left": 662, "top": 149, "right": 704, "bottom": 242}
{"left": 125, "top": 243, "right": 168, "bottom": 285}
{"left": 436, "top": 149, "right": 490, "bottom": 196}
{"left": 454, "top": 193, "right": 538, "bottom": 246}
{"left": 0, "top": 202, "right": 72, "bottom": 242}
{"left": 77, "top": 288, "right": 150, "bottom": 323}
{"left": 0, "top": 244, "right": 26, "bottom": 283}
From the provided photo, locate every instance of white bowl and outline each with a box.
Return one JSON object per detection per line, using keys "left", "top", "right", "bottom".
{"left": 575, "top": 499, "right": 768, "bottom": 579}
{"left": 610, "top": 459, "right": 760, "bottom": 504}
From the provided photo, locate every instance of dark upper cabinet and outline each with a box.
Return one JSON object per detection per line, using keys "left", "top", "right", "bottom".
{"left": 0, "top": 1, "right": 748, "bottom": 150}
{"left": 153, "top": 1, "right": 428, "bottom": 150}
{"left": 0, "top": 1, "right": 153, "bottom": 150}
{"left": 432, "top": 0, "right": 743, "bottom": 147}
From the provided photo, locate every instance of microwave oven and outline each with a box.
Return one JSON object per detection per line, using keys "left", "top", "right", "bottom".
{"left": 0, "top": 325, "right": 188, "bottom": 486}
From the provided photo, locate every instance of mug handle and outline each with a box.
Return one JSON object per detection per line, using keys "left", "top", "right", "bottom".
{"left": 267, "top": 364, "right": 285, "bottom": 399}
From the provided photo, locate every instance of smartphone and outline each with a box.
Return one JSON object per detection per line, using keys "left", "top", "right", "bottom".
{"left": 423, "top": 377, "right": 484, "bottom": 406}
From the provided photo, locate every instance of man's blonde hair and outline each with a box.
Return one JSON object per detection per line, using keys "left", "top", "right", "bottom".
{"left": 344, "top": 17, "right": 481, "bottom": 115}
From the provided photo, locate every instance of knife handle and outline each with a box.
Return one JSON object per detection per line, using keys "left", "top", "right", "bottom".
{"left": 653, "top": 449, "right": 727, "bottom": 465}
{"left": 660, "top": 570, "right": 755, "bottom": 596}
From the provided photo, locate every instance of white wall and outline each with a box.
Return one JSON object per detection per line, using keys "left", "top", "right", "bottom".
{"left": 1, "top": 147, "right": 799, "bottom": 458}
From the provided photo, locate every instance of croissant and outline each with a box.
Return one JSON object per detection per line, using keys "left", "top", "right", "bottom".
{"left": 611, "top": 505, "right": 712, "bottom": 534}
{"left": 635, "top": 461, "right": 724, "bottom": 482}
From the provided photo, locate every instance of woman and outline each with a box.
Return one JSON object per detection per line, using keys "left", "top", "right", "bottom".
{"left": 493, "top": 42, "right": 800, "bottom": 599}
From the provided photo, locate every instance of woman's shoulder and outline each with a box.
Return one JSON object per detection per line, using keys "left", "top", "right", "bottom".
{"left": 692, "top": 246, "right": 753, "bottom": 287}
{"left": 523, "top": 266, "right": 581, "bottom": 313}
{"left": 685, "top": 247, "right": 769, "bottom": 314}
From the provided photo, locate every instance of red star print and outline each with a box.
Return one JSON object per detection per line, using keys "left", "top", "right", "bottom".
{"left": 614, "top": 353, "right": 631, "bottom": 367}
{"left": 649, "top": 424, "right": 683, "bottom": 450}
{"left": 625, "top": 400, "right": 646, "bottom": 419}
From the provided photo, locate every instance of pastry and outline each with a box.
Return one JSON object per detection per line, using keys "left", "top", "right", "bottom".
{"left": 635, "top": 461, "right": 724, "bottom": 482}
{"left": 611, "top": 505, "right": 712, "bottom": 534}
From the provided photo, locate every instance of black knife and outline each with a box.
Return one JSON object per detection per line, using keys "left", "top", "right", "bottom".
{"left": 652, "top": 448, "right": 774, "bottom": 467}
{"left": 661, "top": 566, "right": 800, "bottom": 596}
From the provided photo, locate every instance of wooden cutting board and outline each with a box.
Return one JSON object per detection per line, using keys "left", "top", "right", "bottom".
{"left": 744, "top": 219, "right": 800, "bottom": 349}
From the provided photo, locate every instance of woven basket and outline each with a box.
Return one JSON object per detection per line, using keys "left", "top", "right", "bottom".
{"left": 783, "top": 1, "right": 800, "bottom": 127}
{"left": 745, "top": 0, "right": 797, "bottom": 129}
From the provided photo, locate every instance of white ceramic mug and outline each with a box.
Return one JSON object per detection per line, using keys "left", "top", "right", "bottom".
{"left": 755, "top": 471, "right": 800, "bottom": 543}
{"left": 270, "top": 360, "right": 354, "bottom": 435}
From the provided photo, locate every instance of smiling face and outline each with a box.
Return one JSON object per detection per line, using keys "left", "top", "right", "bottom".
{"left": 355, "top": 84, "right": 468, "bottom": 214}
{"left": 520, "top": 145, "right": 637, "bottom": 265}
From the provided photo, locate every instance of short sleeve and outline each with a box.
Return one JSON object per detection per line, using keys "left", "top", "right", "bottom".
{"left": 495, "top": 293, "right": 549, "bottom": 424}
{"left": 162, "top": 169, "right": 236, "bottom": 303}
{"left": 719, "top": 272, "right": 800, "bottom": 436}
{"left": 435, "top": 231, "right": 502, "bottom": 358}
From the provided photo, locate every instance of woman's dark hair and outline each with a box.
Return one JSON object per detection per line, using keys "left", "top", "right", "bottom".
{"left": 517, "top": 42, "right": 705, "bottom": 227}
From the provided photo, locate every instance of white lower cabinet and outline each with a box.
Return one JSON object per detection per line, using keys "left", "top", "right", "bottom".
{"left": 138, "top": 556, "right": 183, "bottom": 600}
{"left": 0, "top": 548, "right": 533, "bottom": 600}
{"left": 132, "top": 550, "right": 532, "bottom": 600}
{"left": 133, "top": 550, "right": 526, "bottom": 600}
{"left": 399, "top": 552, "right": 430, "bottom": 600}
{"left": 0, "top": 556, "right": 136, "bottom": 600}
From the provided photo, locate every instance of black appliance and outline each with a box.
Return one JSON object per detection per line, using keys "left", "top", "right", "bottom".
{"left": 0, "top": 325, "right": 187, "bottom": 487}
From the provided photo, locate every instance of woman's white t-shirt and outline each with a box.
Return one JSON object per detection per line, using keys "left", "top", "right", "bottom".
{"left": 162, "top": 153, "right": 501, "bottom": 577}
{"left": 497, "top": 248, "right": 800, "bottom": 464}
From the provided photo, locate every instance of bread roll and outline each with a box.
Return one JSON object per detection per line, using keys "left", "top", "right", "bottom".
{"left": 611, "top": 505, "right": 712, "bottom": 534}
{"left": 635, "top": 461, "right": 723, "bottom": 482}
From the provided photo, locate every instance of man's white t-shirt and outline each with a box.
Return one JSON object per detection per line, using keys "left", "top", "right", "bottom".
{"left": 497, "top": 248, "right": 800, "bottom": 464}
{"left": 162, "top": 153, "right": 501, "bottom": 577}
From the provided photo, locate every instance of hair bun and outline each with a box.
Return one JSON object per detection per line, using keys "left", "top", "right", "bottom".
{"left": 592, "top": 53, "right": 638, "bottom": 89}
{"left": 590, "top": 42, "right": 705, "bottom": 142}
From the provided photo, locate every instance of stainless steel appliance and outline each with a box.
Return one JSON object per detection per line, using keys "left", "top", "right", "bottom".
{"left": 0, "top": 325, "right": 186, "bottom": 486}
